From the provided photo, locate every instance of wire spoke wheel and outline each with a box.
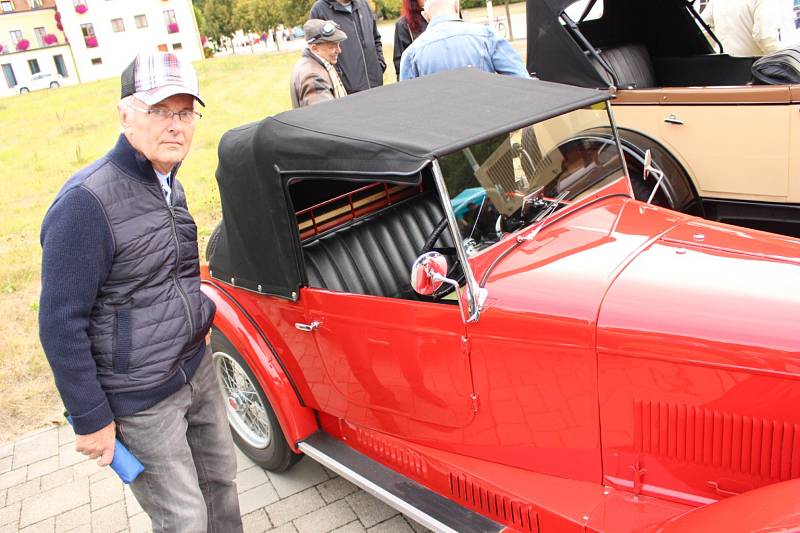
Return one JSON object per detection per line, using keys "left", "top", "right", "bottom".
{"left": 213, "top": 350, "right": 272, "bottom": 449}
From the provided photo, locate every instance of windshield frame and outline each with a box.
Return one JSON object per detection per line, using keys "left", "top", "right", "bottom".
{"left": 430, "top": 100, "right": 629, "bottom": 323}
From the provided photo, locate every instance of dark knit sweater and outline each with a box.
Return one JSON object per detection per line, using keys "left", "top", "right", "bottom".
{"left": 39, "top": 135, "right": 207, "bottom": 435}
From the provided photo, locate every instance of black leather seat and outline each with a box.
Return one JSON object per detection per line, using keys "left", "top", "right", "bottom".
{"left": 303, "top": 193, "right": 452, "bottom": 299}
{"left": 596, "top": 43, "right": 656, "bottom": 89}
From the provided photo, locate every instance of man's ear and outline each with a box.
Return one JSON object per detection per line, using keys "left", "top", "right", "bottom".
{"left": 119, "top": 104, "right": 133, "bottom": 130}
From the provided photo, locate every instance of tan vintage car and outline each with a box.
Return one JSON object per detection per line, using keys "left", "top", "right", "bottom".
{"left": 527, "top": 0, "right": 800, "bottom": 237}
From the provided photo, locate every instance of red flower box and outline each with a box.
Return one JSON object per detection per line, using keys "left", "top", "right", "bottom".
{"left": 168, "top": 22, "right": 179, "bottom": 34}
{"left": 16, "top": 39, "right": 30, "bottom": 51}
{"left": 85, "top": 36, "right": 98, "bottom": 48}
{"left": 75, "top": 4, "right": 88, "bottom": 14}
{"left": 0, "top": 44, "right": 4, "bottom": 54}
{"left": 44, "top": 34, "right": 58, "bottom": 45}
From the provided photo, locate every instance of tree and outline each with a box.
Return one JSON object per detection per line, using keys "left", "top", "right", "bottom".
{"left": 276, "top": 0, "right": 316, "bottom": 28}
{"left": 194, "top": 4, "right": 207, "bottom": 36}
{"left": 204, "top": 0, "right": 236, "bottom": 48}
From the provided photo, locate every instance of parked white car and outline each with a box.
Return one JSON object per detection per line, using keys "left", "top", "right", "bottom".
{"left": 18, "top": 72, "right": 63, "bottom": 94}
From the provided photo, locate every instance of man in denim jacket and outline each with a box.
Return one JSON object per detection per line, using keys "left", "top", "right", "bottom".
{"left": 399, "top": 0, "right": 528, "bottom": 80}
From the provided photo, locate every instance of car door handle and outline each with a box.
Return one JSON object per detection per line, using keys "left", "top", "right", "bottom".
{"left": 295, "top": 321, "right": 321, "bottom": 332}
{"left": 664, "top": 114, "right": 684, "bottom": 125}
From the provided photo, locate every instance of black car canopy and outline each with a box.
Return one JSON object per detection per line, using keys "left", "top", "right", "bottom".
{"left": 209, "top": 68, "right": 610, "bottom": 299}
{"left": 526, "top": 0, "right": 714, "bottom": 88}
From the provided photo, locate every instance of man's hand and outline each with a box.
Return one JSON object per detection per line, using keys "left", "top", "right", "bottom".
{"left": 75, "top": 421, "right": 116, "bottom": 467}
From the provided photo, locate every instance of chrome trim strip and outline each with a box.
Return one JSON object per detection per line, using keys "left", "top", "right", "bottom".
{"left": 430, "top": 160, "right": 486, "bottom": 322}
{"left": 299, "top": 441, "right": 458, "bottom": 533}
{"left": 299, "top": 433, "right": 503, "bottom": 533}
{"left": 605, "top": 101, "right": 631, "bottom": 183}
{"left": 604, "top": 475, "right": 717, "bottom": 505}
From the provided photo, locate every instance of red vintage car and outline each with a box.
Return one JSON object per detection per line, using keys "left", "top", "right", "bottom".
{"left": 203, "top": 69, "right": 800, "bottom": 532}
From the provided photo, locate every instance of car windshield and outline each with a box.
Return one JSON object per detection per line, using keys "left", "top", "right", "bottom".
{"left": 437, "top": 104, "right": 625, "bottom": 253}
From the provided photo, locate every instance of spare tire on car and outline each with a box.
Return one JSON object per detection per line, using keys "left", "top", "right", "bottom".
{"left": 206, "top": 220, "right": 223, "bottom": 262}
{"left": 752, "top": 46, "right": 800, "bottom": 84}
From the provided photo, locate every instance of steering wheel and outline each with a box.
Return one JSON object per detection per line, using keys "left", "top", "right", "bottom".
{"left": 417, "top": 216, "right": 465, "bottom": 300}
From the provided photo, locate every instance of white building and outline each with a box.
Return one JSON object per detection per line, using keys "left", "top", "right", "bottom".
{"left": 0, "top": 0, "right": 79, "bottom": 98}
{"left": 56, "top": 0, "right": 202, "bottom": 84}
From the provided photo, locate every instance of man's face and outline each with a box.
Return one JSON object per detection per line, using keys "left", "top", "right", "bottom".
{"left": 312, "top": 41, "right": 342, "bottom": 64}
{"left": 120, "top": 93, "right": 197, "bottom": 174}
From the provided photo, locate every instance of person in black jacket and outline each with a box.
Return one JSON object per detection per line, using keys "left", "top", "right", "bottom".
{"left": 309, "top": 0, "right": 386, "bottom": 93}
{"left": 393, "top": 0, "right": 427, "bottom": 80}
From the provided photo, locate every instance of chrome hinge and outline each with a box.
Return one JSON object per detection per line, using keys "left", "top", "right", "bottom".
{"left": 295, "top": 320, "right": 321, "bottom": 332}
{"left": 460, "top": 336, "right": 470, "bottom": 357}
{"left": 631, "top": 461, "right": 647, "bottom": 495}
{"left": 470, "top": 393, "right": 480, "bottom": 413}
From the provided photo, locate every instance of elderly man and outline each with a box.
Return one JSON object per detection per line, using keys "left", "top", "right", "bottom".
{"left": 309, "top": 0, "right": 386, "bottom": 93}
{"left": 39, "top": 52, "right": 243, "bottom": 533}
{"left": 291, "top": 19, "right": 348, "bottom": 108}
{"left": 399, "top": 0, "right": 528, "bottom": 80}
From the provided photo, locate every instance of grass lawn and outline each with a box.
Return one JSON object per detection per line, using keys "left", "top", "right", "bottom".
{"left": 0, "top": 47, "right": 399, "bottom": 443}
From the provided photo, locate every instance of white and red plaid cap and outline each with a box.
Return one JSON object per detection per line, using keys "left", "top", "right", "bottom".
{"left": 120, "top": 52, "right": 204, "bottom": 107}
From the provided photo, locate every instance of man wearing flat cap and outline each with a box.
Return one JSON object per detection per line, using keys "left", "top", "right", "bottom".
{"left": 291, "top": 19, "right": 348, "bottom": 108}
{"left": 39, "top": 51, "right": 243, "bottom": 532}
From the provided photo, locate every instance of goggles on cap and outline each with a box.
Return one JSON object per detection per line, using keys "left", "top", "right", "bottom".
{"left": 309, "top": 21, "right": 341, "bottom": 42}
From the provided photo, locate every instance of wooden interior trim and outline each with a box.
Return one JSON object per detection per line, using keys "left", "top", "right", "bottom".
{"left": 613, "top": 86, "right": 796, "bottom": 105}
{"left": 297, "top": 185, "right": 416, "bottom": 238}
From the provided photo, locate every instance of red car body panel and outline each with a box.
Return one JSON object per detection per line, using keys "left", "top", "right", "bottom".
{"left": 597, "top": 218, "right": 800, "bottom": 505}
{"left": 201, "top": 176, "right": 800, "bottom": 530}
{"left": 200, "top": 275, "right": 318, "bottom": 450}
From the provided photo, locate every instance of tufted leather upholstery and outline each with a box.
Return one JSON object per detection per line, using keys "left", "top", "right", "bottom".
{"left": 303, "top": 193, "right": 453, "bottom": 298}
{"left": 597, "top": 43, "right": 655, "bottom": 89}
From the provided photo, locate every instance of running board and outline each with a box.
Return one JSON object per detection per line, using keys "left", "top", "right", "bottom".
{"left": 298, "top": 432, "right": 504, "bottom": 533}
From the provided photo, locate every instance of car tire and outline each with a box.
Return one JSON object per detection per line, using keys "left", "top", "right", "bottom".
{"left": 49, "top": 82, "right": 60, "bottom": 89}
{"left": 211, "top": 328, "right": 301, "bottom": 472}
{"left": 19, "top": 87, "right": 29, "bottom": 93}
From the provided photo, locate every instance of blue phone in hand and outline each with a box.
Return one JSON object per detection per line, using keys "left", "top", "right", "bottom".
{"left": 66, "top": 415, "right": 144, "bottom": 484}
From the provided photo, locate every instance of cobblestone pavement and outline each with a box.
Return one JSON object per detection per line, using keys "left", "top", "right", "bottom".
{"left": 0, "top": 425, "right": 431, "bottom": 533}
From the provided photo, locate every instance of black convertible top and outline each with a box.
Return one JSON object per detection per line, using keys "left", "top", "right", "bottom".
{"left": 209, "top": 68, "right": 610, "bottom": 298}
{"left": 526, "top": 0, "right": 714, "bottom": 88}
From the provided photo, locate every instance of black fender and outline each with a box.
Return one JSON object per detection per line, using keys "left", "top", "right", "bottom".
{"left": 582, "top": 127, "right": 703, "bottom": 216}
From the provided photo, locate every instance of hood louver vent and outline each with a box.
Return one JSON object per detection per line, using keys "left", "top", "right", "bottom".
{"left": 448, "top": 473, "right": 539, "bottom": 533}
{"left": 355, "top": 427, "right": 428, "bottom": 477}
{"left": 634, "top": 400, "right": 800, "bottom": 481}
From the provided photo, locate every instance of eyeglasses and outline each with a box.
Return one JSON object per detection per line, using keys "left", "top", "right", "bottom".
{"left": 125, "top": 102, "right": 202, "bottom": 124}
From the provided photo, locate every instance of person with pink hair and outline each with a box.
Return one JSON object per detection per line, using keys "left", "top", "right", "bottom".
{"left": 393, "top": 0, "right": 428, "bottom": 79}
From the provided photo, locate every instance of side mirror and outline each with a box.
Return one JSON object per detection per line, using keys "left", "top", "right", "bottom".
{"left": 643, "top": 149, "right": 653, "bottom": 180}
{"left": 410, "top": 252, "right": 449, "bottom": 296}
{"left": 641, "top": 149, "right": 667, "bottom": 205}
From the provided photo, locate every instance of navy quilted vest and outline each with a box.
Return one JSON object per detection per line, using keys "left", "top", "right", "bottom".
{"left": 83, "top": 136, "right": 215, "bottom": 393}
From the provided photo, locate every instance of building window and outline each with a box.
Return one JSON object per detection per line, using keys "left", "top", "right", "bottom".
{"left": 1, "top": 1, "right": 14, "bottom": 12}
{"left": 9, "top": 30, "right": 22, "bottom": 46}
{"left": 29, "top": 0, "right": 43, "bottom": 8}
{"left": 28, "top": 59, "right": 40, "bottom": 75}
{"left": 2, "top": 63, "right": 16, "bottom": 88}
{"left": 53, "top": 54, "right": 68, "bottom": 77}
{"left": 157, "top": 43, "right": 168, "bottom": 52}
{"left": 135, "top": 14, "right": 148, "bottom": 29}
{"left": 81, "top": 23, "right": 98, "bottom": 47}
{"left": 164, "top": 10, "right": 178, "bottom": 33}
{"left": 172, "top": 42, "right": 182, "bottom": 50}
{"left": 111, "top": 18, "right": 125, "bottom": 32}
{"left": 91, "top": 57, "right": 102, "bottom": 65}
{"left": 34, "top": 27, "right": 46, "bottom": 47}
